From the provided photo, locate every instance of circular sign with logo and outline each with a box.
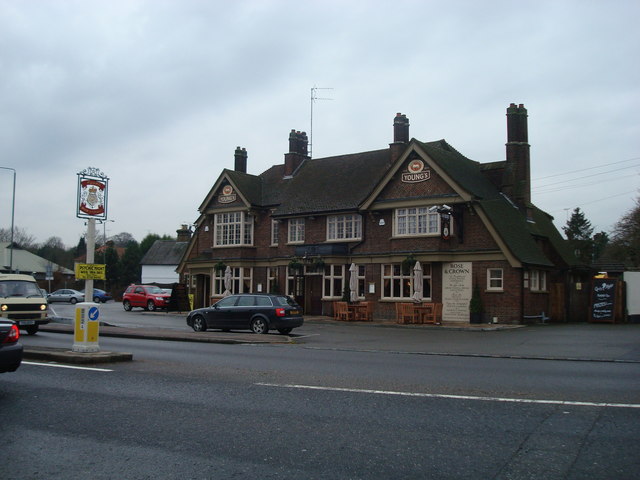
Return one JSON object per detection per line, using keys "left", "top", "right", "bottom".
{"left": 408, "top": 159, "right": 424, "bottom": 173}
{"left": 222, "top": 185, "right": 233, "bottom": 195}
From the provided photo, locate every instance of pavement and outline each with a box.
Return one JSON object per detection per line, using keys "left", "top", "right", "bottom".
{"left": 21, "top": 316, "right": 640, "bottom": 365}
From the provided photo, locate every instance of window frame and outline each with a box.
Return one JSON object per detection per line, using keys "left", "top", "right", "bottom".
{"left": 288, "top": 218, "right": 305, "bottom": 244}
{"left": 326, "top": 214, "right": 362, "bottom": 241}
{"left": 322, "top": 264, "right": 346, "bottom": 299}
{"left": 380, "top": 263, "right": 432, "bottom": 300}
{"left": 212, "top": 267, "right": 253, "bottom": 297}
{"left": 487, "top": 268, "right": 504, "bottom": 292}
{"left": 394, "top": 207, "right": 441, "bottom": 237}
{"left": 214, "top": 211, "right": 254, "bottom": 247}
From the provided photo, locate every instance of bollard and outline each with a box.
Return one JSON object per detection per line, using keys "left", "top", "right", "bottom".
{"left": 72, "top": 302, "right": 101, "bottom": 352}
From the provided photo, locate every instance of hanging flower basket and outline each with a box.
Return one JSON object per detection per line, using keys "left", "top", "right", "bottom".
{"left": 288, "top": 258, "right": 303, "bottom": 273}
{"left": 214, "top": 261, "right": 227, "bottom": 273}
{"left": 401, "top": 254, "right": 417, "bottom": 275}
{"left": 312, "top": 257, "right": 325, "bottom": 272}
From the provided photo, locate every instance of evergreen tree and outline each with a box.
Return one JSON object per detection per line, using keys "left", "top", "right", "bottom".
{"left": 74, "top": 237, "right": 87, "bottom": 258}
{"left": 563, "top": 208, "right": 595, "bottom": 264}
{"left": 118, "top": 240, "right": 141, "bottom": 286}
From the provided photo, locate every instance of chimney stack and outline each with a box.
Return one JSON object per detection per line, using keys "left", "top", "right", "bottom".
{"left": 503, "top": 103, "right": 531, "bottom": 216}
{"left": 390, "top": 113, "right": 410, "bottom": 164}
{"left": 176, "top": 224, "right": 192, "bottom": 242}
{"left": 284, "top": 129, "right": 309, "bottom": 177}
{"left": 234, "top": 146, "right": 247, "bottom": 173}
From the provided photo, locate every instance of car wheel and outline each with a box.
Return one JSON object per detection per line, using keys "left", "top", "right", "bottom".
{"left": 191, "top": 315, "right": 206, "bottom": 332}
{"left": 147, "top": 300, "right": 156, "bottom": 311}
{"left": 25, "top": 325, "right": 39, "bottom": 335}
{"left": 70, "top": 297, "right": 78, "bottom": 304}
{"left": 123, "top": 300, "right": 132, "bottom": 311}
{"left": 277, "top": 328, "right": 292, "bottom": 335}
{"left": 250, "top": 317, "right": 269, "bottom": 334}
{"left": 93, "top": 296, "right": 101, "bottom": 303}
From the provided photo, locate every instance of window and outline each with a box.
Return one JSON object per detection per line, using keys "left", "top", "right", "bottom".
{"left": 487, "top": 269, "right": 503, "bottom": 291}
{"left": 395, "top": 207, "right": 440, "bottom": 236}
{"left": 323, "top": 264, "right": 345, "bottom": 298}
{"left": 288, "top": 218, "right": 305, "bottom": 243}
{"left": 327, "top": 214, "right": 362, "bottom": 241}
{"left": 530, "top": 270, "right": 547, "bottom": 292}
{"left": 213, "top": 267, "right": 253, "bottom": 296}
{"left": 214, "top": 212, "right": 253, "bottom": 246}
{"left": 271, "top": 220, "right": 279, "bottom": 246}
{"left": 286, "top": 266, "right": 304, "bottom": 297}
{"left": 381, "top": 263, "right": 432, "bottom": 300}
{"left": 267, "top": 267, "right": 278, "bottom": 294}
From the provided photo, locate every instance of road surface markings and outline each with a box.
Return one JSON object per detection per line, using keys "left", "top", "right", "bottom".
{"left": 22, "top": 361, "right": 113, "bottom": 372}
{"left": 256, "top": 382, "right": 640, "bottom": 409}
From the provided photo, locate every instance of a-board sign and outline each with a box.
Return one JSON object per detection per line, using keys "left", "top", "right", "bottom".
{"left": 589, "top": 277, "right": 617, "bottom": 323}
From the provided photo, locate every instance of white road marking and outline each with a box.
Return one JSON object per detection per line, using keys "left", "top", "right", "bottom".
{"left": 256, "top": 382, "right": 640, "bottom": 409}
{"left": 22, "top": 361, "right": 113, "bottom": 372}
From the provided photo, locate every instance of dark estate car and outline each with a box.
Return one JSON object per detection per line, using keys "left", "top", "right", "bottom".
{"left": 186, "top": 293, "right": 304, "bottom": 335}
{"left": 0, "top": 319, "right": 22, "bottom": 373}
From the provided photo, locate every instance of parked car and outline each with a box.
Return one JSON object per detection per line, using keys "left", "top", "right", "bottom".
{"left": 122, "top": 285, "right": 171, "bottom": 312}
{"left": 81, "top": 288, "right": 113, "bottom": 303}
{"left": 186, "top": 293, "right": 304, "bottom": 334}
{"left": 47, "top": 289, "right": 85, "bottom": 304}
{"left": 0, "top": 319, "right": 22, "bottom": 373}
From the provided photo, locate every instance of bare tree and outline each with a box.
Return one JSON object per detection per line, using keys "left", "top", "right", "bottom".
{"left": 0, "top": 226, "right": 37, "bottom": 249}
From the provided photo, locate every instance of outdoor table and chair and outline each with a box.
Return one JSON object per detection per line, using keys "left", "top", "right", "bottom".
{"left": 396, "top": 302, "right": 442, "bottom": 325}
{"left": 334, "top": 301, "right": 373, "bottom": 322}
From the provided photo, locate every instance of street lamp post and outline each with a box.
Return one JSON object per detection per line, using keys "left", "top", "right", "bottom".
{"left": 0, "top": 167, "right": 16, "bottom": 273}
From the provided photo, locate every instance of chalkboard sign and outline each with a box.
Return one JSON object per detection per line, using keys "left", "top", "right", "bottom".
{"left": 589, "top": 278, "right": 618, "bottom": 323}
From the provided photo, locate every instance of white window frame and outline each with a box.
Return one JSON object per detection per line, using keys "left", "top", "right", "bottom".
{"left": 288, "top": 218, "right": 305, "bottom": 244}
{"left": 530, "top": 270, "right": 547, "bottom": 292}
{"left": 271, "top": 220, "right": 279, "bottom": 246}
{"left": 267, "top": 266, "right": 278, "bottom": 293}
{"left": 322, "top": 264, "right": 345, "bottom": 299}
{"left": 212, "top": 267, "right": 253, "bottom": 297}
{"left": 327, "top": 214, "right": 362, "bottom": 241}
{"left": 214, "top": 212, "right": 254, "bottom": 247}
{"left": 381, "top": 264, "right": 431, "bottom": 300}
{"left": 394, "top": 207, "right": 441, "bottom": 237}
{"left": 487, "top": 268, "right": 504, "bottom": 291}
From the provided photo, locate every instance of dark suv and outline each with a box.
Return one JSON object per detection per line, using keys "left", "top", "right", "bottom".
{"left": 122, "top": 285, "right": 171, "bottom": 312}
{"left": 186, "top": 293, "right": 304, "bottom": 334}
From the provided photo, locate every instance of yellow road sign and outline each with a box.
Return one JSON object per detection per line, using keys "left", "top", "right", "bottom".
{"left": 75, "top": 263, "right": 106, "bottom": 280}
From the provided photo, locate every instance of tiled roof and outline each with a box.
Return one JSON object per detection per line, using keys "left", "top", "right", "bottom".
{"left": 272, "top": 149, "right": 391, "bottom": 216}
{"left": 140, "top": 240, "right": 189, "bottom": 266}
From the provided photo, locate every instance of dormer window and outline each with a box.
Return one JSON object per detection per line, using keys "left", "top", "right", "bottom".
{"left": 214, "top": 212, "right": 253, "bottom": 246}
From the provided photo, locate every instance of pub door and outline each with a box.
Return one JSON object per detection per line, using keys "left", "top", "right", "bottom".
{"left": 304, "top": 275, "right": 323, "bottom": 315}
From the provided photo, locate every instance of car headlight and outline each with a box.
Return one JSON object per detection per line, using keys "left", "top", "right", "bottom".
{"left": 1, "top": 304, "right": 7, "bottom": 312}
{"left": 40, "top": 304, "right": 47, "bottom": 311}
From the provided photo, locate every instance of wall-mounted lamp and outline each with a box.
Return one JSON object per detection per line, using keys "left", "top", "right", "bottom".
{"left": 378, "top": 219, "right": 385, "bottom": 226}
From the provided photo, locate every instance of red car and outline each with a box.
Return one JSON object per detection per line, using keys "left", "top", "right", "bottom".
{"left": 122, "top": 285, "right": 171, "bottom": 312}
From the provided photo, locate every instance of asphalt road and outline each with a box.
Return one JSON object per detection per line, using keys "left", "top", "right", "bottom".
{"left": 4, "top": 309, "right": 640, "bottom": 479}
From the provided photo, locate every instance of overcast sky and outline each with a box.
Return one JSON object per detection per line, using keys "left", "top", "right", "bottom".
{"left": 1, "top": 0, "right": 638, "bottom": 249}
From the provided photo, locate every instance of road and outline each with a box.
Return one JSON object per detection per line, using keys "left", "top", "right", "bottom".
{"left": 2, "top": 303, "right": 639, "bottom": 479}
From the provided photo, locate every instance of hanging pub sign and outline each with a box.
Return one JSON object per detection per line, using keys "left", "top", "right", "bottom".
{"left": 402, "top": 159, "right": 431, "bottom": 183}
{"left": 76, "top": 167, "right": 108, "bottom": 220}
{"left": 440, "top": 212, "right": 451, "bottom": 240}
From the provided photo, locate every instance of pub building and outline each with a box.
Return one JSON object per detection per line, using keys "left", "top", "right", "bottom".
{"left": 177, "top": 104, "right": 584, "bottom": 324}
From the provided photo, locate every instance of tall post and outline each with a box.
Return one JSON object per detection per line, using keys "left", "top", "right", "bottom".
{"left": 0, "top": 166, "right": 16, "bottom": 272}
{"left": 85, "top": 218, "right": 95, "bottom": 303}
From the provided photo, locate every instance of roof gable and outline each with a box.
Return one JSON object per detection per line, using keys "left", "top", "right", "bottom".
{"left": 140, "top": 240, "right": 189, "bottom": 266}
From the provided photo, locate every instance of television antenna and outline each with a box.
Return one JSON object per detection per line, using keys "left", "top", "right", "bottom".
{"left": 310, "top": 86, "right": 333, "bottom": 158}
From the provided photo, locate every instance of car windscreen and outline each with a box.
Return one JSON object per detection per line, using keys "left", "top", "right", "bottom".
{"left": 0, "top": 280, "right": 44, "bottom": 298}
{"left": 274, "top": 296, "right": 298, "bottom": 307}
